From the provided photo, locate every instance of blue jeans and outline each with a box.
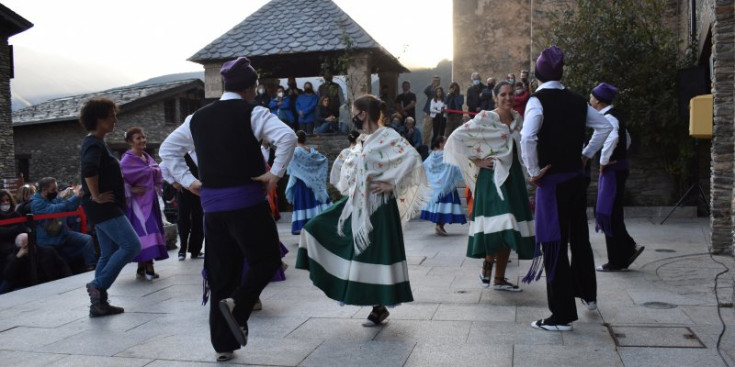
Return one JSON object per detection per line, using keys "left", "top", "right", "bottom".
{"left": 89, "top": 215, "right": 141, "bottom": 290}
{"left": 39, "top": 231, "right": 97, "bottom": 268}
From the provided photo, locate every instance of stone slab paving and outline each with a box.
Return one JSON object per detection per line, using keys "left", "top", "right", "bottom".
{"left": 0, "top": 217, "right": 732, "bottom": 366}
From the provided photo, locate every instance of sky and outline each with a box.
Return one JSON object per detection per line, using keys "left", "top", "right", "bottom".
{"left": 4, "top": 0, "right": 453, "bottom": 84}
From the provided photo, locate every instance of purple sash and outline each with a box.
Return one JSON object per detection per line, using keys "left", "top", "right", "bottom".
{"left": 522, "top": 171, "right": 581, "bottom": 284}
{"left": 595, "top": 160, "right": 629, "bottom": 236}
{"left": 200, "top": 184, "right": 265, "bottom": 213}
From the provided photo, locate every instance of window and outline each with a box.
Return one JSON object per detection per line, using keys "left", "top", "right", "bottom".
{"left": 180, "top": 97, "right": 201, "bottom": 118}
{"left": 164, "top": 99, "right": 176, "bottom": 124}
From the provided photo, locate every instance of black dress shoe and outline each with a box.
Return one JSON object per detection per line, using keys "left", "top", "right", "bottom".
{"left": 626, "top": 245, "right": 645, "bottom": 268}
{"left": 595, "top": 263, "right": 627, "bottom": 272}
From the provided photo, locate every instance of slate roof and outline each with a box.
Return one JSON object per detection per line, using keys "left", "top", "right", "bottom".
{"left": 0, "top": 3, "right": 33, "bottom": 37}
{"left": 12, "top": 79, "right": 203, "bottom": 127}
{"left": 189, "top": 0, "right": 407, "bottom": 75}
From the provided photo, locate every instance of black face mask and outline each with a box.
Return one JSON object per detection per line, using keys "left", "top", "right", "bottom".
{"left": 352, "top": 115, "right": 364, "bottom": 130}
{"left": 46, "top": 191, "right": 58, "bottom": 200}
{"left": 304, "top": 87, "right": 313, "bottom": 93}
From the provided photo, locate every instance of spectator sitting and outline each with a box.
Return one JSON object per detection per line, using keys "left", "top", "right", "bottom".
{"left": 402, "top": 117, "right": 429, "bottom": 160}
{"left": 388, "top": 113, "right": 406, "bottom": 134}
{"left": 314, "top": 95, "right": 339, "bottom": 134}
{"left": 0, "top": 189, "right": 70, "bottom": 293}
{"left": 31, "top": 177, "right": 96, "bottom": 272}
{"left": 15, "top": 184, "right": 35, "bottom": 216}
{"left": 268, "top": 86, "right": 295, "bottom": 127}
{"left": 296, "top": 82, "right": 318, "bottom": 135}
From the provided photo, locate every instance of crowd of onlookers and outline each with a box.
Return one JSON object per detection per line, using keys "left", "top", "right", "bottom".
{"left": 0, "top": 178, "right": 96, "bottom": 293}
{"left": 257, "top": 69, "right": 534, "bottom": 162}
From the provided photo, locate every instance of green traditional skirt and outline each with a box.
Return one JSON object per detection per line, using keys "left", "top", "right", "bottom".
{"left": 467, "top": 156, "right": 535, "bottom": 259}
{"left": 295, "top": 196, "right": 413, "bottom": 306}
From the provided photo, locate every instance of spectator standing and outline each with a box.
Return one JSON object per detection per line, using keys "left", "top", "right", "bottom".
{"left": 80, "top": 97, "right": 142, "bottom": 317}
{"left": 513, "top": 82, "right": 530, "bottom": 116}
{"left": 254, "top": 84, "right": 270, "bottom": 108}
{"left": 32, "top": 177, "right": 96, "bottom": 272}
{"left": 520, "top": 70, "right": 530, "bottom": 91}
{"left": 269, "top": 86, "right": 295, "bottom": 128}
{"left": 296, "top": 82, "right": 318, "bottom": 134}
{"left": 120, "top": 127, "right": 168, "bottom": 280}
{"left": 466, "top": 72, "right": 485, "bottom": 114}
{"left": 444, "top": 82, "right": 465, "bottom": 136}
{"left": 480, "top": 77, "right": 496, "bottom": 111}
{"left": 394, "top": 81, "right": 417, "bottom": 121}
{"left": 430, "top": 86, "right": 446, "bottom": 141}
{"left": 421, "top": 76, "right": 441, "bottom": 145}
{"left": 285, "top": 77, "right": 302, "bottom": 126}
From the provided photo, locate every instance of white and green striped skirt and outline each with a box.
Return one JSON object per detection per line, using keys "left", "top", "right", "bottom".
{"left": 296, "top": 197, "right": 413, "bottom": 306}
{"left": 467, "top": 158, "right": 535, "bottom": 259}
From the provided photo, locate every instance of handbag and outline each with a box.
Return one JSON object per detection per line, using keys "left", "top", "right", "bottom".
{"left": 43, "top": 217, "right": 64, "bottom": 237}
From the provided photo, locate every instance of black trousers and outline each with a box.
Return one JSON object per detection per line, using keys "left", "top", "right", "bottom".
{"left": 432, "top": 115, "right": 446, "bottom": 142}
{"left": 204, "top": 201, "right": 281, "bottom": 353}
{"left": 544, "top": 175, "right": 597, "bottom": 324}
{"left": 603, "top": 169, "right": 636, "bottom": 268}
{"left": 177, "top": 189, "right": 204, "bottom": 255}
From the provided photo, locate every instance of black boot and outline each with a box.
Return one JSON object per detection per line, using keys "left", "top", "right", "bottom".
{"left": 87, "top": 283, "right": 123, "bottom": 317}
{"left": 99, "top": 288, "right": 124, "bottom": 315}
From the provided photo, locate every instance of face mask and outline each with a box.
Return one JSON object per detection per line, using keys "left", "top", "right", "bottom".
{"left": 0, "top": 204, "right": 10, "bottom": 212}
{"left": 304, "top": 87, "right": 312, "bottom": 93}
{"left": 47, "top": 192, "right": 58, "bottom": 200}
{"left": 258, "top": 88, "right": 265, "bottom": 95}
{"left": 508, "top": 79, "right": 516, "bottom": 85}
{"left": 352, "top": 114, "right": 363, "bottom": 129}
{"left": 277, "top": 92, "right": 284, "bottom": 98}
{"left": 515, "top": 89, "right": 523, "bottom": 95}
{"left": 473, "top": 79, "right": 480, "bottom": 85}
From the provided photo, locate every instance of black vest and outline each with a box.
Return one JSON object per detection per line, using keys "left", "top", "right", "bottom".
{"left": 533, "top": 88, "right": 588, "bottom": 174}
{"left": 605, "top": 107, "right": 628, "bottom": 161}
{"left": 189, "top": 99, "right": 266, "bottom": 187}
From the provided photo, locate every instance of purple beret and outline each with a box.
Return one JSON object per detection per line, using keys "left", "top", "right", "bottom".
{"left": 592, "top": 82, "right": 618, "bottom": 104}
{"left": 535, "top": 46, "right": 564, "bottom": 81}
{"left": 220, "top": 57, "right": 257, "bottom": 88}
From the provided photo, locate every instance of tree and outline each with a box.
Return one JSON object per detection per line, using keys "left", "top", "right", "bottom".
{"left": 540, "top": 0, "right": 695, "bottom": 190}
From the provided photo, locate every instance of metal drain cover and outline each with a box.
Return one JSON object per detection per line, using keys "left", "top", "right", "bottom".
{"left": 642, "top": 301, "right": 678, "bottom": 309}
{"left": 608, "top": 326, "right": 705, "bottom": 348}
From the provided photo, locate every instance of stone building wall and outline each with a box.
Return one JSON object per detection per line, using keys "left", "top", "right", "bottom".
{"left": 711, "top": 0, "right": 735, "bottom": 254}
{"left": 13, "top": 98, "right": 190, "bottom": 185}
{"left": 452, "top": 0, "right": 684, "bottom": 206}
{"left": 0, "top": 36, "right": 17, "bottom": 178}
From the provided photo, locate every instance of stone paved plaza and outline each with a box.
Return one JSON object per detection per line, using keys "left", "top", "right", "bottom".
{"left": 0, "top": 215, "right": 733, "bottom": 366}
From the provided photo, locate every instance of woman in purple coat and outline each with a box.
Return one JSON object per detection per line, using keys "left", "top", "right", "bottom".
{"left": 120, "top": 127, "right": 168, "bottom": 280}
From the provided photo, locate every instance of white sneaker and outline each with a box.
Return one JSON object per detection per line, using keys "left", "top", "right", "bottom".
{"left": 531, "top": 319, "right": 572, "bottom": 331}
{"left": 582, "top": 299, "right": 597, "bottom": 311}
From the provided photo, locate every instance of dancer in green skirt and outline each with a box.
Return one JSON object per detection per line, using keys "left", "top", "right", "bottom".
{"left": 296, "top": 95, "right": 430, "bottom": 326}
{"left": 444, "top": 81, "right": 535, "bottom": 291}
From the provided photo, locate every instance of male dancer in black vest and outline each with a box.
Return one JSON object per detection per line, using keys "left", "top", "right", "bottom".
{"left": 159, "top": 57, "right": 297, "bottom": 361}
{"left": 589, "top": 82, "right": 644, "bottom": 272}
{"left": 520, "top": 46, "right": 613, "bottom": 331}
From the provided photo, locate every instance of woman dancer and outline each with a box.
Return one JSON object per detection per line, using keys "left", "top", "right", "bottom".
{"left": 444, "top": 81, "right": 535, "bottom": 291}
{"left": 80, "top": 98, "right": 141, "bottom": 317}
{"left": 120, "top": 127, "right": 168, "bottom": 280}
{"left": 420, "top": 136, "right": 466, "bottom": 235}
{"left": 296, "top": 95, "right": 430, "bottom": 326}
{"left": 329, "top": 130, "right": 360, "bottom": 188}
{"left": 286, "top": 131, "right": 331, "bottom": 235}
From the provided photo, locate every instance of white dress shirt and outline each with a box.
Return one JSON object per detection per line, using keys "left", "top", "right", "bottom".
{"left": 520, "top": 81, "right": 613, "bottom": 177}
{"left": 429, "top": 99, "right": 445, "bottom": 118}
{"left": 597, "top": 105, "right": 631, "bottom": 164}
{"left": 159, "top": 91, "right": 297, "bottom": 188}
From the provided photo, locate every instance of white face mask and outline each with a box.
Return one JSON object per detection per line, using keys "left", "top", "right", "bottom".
{"left": 515, "top": 89, "right": 523, "bottom": 95}
{"left": 472, "top": 79, "right": 480, "bottom": 85}
{"left": 277, "top": 92, "right": 284, "bottom": 98}
{"left": 258, "top": 88, "right": 265, "bottom": 95}
{"left": 0, "top": 204, "right": 10, "bottom": 212}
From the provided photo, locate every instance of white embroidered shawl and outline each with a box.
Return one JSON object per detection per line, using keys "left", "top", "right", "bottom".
{"left": 443, "top": 110, "right": 523, "bottom": 200}
{"left": 329, "top": 147, "right": 352, "bottom": 187}
{"left": 337, "top": 127, "right": 431, "bottom": 255}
